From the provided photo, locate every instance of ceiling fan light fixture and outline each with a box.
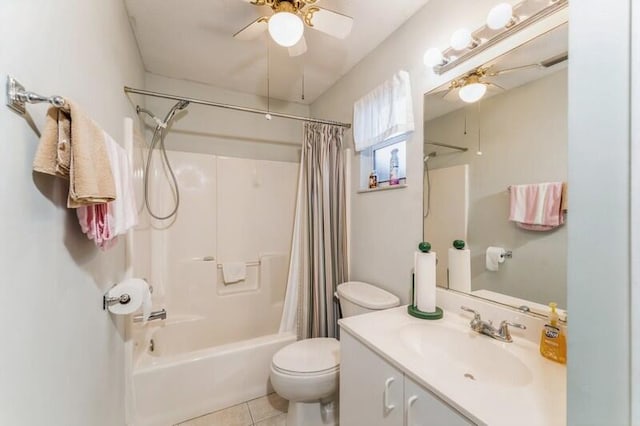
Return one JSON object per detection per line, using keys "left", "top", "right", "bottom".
{"left": 459, "top": 82, "right": 487, "bottom": 103}
{"left": 487, "top": 3, "right": 516, "bottom": 30}
{"left": 268, "top": 11, "right": 304, "bottom": 47}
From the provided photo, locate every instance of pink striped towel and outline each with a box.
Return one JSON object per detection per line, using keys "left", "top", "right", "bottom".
{"left": 508, "top": 182, "right": 566, "bottom": 231}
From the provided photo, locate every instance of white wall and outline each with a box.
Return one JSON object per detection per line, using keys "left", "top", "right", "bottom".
{"left": 568, "top": 0, "right": 631, "bottom": 424}
{"left": 143, "top": 73, "right": 308, "bottom": 163}
{"left": 0, "top": 1, "right": 144, "bottom": 425}
{"left": 311, "top": 0, "right": 520, "bottom": 302}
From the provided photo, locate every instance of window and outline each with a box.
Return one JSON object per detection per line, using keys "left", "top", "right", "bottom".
{"left": 373, "top": 140, "right": 407, "bottom": 183}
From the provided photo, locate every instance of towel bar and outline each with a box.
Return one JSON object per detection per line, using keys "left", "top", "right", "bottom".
{"left": 216, "top": 260, "right": 260, "bottom": 269}
{"left": 6, "top": 75, "right": 65, "bottom": 116}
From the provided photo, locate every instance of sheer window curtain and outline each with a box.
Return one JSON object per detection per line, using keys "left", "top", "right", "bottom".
{"left": 279, "top": 122, "right": 348, "bottom": 339}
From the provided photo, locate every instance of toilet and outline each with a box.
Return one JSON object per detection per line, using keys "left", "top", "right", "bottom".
{"left": 270, "top": 281, "right": 400, "bottom": 426}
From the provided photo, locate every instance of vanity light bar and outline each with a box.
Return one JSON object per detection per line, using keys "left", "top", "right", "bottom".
{"left": 430, "top": 0, "right": 568, "bottom": 75}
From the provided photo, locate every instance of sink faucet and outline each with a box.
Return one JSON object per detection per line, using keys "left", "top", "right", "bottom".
{"left": 460, "top": 306, "right": 526, "bottom": 343}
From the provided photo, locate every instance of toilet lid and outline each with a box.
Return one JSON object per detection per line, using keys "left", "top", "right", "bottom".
{"left": 337, "top": 281, "right": 400, "bottom": 310}
{"left": 272, "top": 338, "right": 340, "bottom": 374}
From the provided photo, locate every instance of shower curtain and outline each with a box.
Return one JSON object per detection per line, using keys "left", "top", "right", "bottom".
{"left": 279, "top": 122, "right": 348, "bottom": 339}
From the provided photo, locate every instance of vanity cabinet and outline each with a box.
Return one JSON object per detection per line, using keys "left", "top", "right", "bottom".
{"left": 340, "top": 331, "right": 474, "bottom": 426}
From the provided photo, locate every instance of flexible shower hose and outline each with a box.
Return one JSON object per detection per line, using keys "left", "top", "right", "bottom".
{"left": 144, "top": 123, "right": 180, "bottom": 220}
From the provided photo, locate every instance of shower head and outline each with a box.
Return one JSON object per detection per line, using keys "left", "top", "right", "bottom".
{"left": 163, "top": 100, "right": 190, "bottom": 124}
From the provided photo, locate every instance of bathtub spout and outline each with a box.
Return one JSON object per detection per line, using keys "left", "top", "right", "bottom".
{"left": 133, "top": 309, "right": 167, "bottom": 323}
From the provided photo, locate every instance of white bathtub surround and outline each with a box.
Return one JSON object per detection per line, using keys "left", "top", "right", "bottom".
{"left": 130, "top": 150, "right": 300, "bottom": 425}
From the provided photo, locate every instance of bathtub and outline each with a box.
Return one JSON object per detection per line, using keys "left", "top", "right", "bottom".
{"left": 132, "top": 320, "right": 296, "bottom": 426}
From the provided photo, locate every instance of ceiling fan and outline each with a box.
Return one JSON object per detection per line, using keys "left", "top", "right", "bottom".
{"left": 233, "top": 0, "right": 354, "bottom": 57}
{"left": 439, "top": 52, "right": 568, "bottom": 103}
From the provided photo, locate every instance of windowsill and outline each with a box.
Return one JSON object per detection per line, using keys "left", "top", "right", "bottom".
{"left": 357, "top": 183, "right": 408, "bottom": 194}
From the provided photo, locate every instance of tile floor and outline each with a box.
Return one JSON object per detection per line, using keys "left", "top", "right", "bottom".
{"left": 177, "top": 393, "right": 288, "bottom": 426}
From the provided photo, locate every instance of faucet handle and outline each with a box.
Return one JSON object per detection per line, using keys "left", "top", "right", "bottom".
{"left": 498, "top": 320, "right": 526, "bottom": 342}
{"left": 461, "top": 306, "right": 480, "bottom": 317}
{"left": 502, "top": 321, "right": 526, "bottom": 330}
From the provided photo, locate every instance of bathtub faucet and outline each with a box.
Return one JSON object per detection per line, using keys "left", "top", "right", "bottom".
{"left": 133, "top": 309, "right": 167, "bottom": 323}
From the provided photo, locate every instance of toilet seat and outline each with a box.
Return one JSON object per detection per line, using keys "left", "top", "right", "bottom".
{"left": 272, "top": 338, "right": 340, "bottom": 376}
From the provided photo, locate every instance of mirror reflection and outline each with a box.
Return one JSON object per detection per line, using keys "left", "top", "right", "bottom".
{"left": 423, "top": 23, "right": 568, "bottom": 311}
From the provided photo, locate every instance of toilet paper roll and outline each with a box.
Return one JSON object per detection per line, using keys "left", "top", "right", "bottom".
{"left": 415, "top": 251, "right": 437, "bottom": 313}
{"left": 485, "top": 247, "right": 506, "bottom": 272}
{"left": 108, "top": 278, "right": 151, "bottom": 315}
{"left": 448, "top": 248, "right": 471, "bottom": 292}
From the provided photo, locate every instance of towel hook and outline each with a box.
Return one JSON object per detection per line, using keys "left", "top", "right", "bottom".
{"left": 6, "top": 75, "right": 65, "bottom": 116}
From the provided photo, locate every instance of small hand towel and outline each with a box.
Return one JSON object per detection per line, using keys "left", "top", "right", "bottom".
{"left": 33, "top": 100, "right": 116, "bottom": 207}
{"left": 76, "top": 132, "right": 138, "bottom": 250}
{"left": 222, "top": 262, "right": 247, "bottom": 284}
{"left": 509, "top": 182, "right": 565, "bottom": 231}
{"left": 77, "top": 203, "right": 116, "bottom": 249}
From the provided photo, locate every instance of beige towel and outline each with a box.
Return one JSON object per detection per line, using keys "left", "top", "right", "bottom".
{"left": 33, "top": 100, "right": 116, "bottom": 207}
{"left": 561, "top": 182, "right": 568, "bottom": 212}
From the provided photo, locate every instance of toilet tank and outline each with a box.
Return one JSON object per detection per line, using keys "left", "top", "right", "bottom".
{"left": 337, "top": 281, "right": 400, "bottom": 317}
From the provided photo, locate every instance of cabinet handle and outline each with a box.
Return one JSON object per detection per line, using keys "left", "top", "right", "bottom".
{"left": 405, "top": 395, "right": 418, "bottom": 426}
{"left": 383, "top": 377, "right": 396, "bottom": 413}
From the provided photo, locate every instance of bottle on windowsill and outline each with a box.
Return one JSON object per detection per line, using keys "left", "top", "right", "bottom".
{"left": 389, "top": 148, "right": 400, "bottom": 185}
{"left": 368, "top": 170, "right": 378, "bottom": 189}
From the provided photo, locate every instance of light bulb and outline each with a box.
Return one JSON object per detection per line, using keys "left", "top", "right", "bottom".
{"left": 423, "top": 47, "right": 446, "bottom": 68}
{"left": 459, "top": 83, "right": 487, "bottom": 103}
{"left": 487, "top": 3, "right": 514, "bottom": 30}
{"left": 450, "top": 28, "right": 475, "bottom": 51}
{"left": 265, "top": 113, "right": 272, "bottom": 120}
{"left": 268, "top": 12, "right": 304, "bottom": 47}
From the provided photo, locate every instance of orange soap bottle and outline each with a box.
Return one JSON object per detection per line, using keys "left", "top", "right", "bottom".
{"left": 539, "top": 302, "right": 566, "bottom": 364}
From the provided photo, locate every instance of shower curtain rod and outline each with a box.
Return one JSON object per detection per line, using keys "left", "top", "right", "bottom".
{"left": 124, "top": 86, "right": 352, "bottom": 129}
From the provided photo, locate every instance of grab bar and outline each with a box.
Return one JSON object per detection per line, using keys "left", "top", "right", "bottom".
{"left": 133, "top": 309, "right": 167, "bottom": 323}
{"left": 216, "top": 260, "right": 260, "bottom": 269}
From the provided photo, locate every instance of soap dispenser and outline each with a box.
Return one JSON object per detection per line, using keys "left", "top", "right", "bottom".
{"left": 539, "top": 302, "right": 566, "bottom": 364}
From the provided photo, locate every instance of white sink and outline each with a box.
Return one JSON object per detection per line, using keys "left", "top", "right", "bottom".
{"left": 339, "top": 303, "right": 566, "bottom": 425}
{"left": 400, "top": 322, "right": 533, "bottom": 387}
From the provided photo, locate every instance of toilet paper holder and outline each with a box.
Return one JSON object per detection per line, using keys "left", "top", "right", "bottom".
{"left": 501, "top": 251, "right": 513, "bottom": 259}
{"left": 103, "top": 292, "right": 131, "bottom": 310}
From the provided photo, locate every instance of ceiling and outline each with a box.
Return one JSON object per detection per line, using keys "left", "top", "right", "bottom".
{"left": 125, "top": 0, "right": 430, "bottom": 104}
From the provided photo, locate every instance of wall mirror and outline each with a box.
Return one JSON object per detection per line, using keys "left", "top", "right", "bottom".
{"left": 423, "top": 22, "right": 568, "bottom": 316}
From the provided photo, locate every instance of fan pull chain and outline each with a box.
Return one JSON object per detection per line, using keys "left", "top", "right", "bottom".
{"left": 476, "top": 101, "right": 483, "bottom": 156}
{"left": 301, "top": 70, "right": 305, "bottom": 101}
{"left": 266, "top": 41, "right": 272, "bottom": 120}
{"left": 464, "top": 110, "right": 468, "bottom": 135}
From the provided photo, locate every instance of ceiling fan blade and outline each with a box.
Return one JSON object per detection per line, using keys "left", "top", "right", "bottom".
{"left": 305, "top": 7, "right": 353, "bottom": 39}
{"left": 233, "top": 16, "right": 268, "bottom": 40}
{"left": 288, "top": 36, "right": 307, "bottom": 57}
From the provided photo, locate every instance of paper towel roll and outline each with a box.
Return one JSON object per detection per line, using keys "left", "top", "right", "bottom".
{"left": 448, "top": 248, "right": 471, "bottom": 292}
{"left": 415, "top": 251, "right": 437, "bottom": 313}
{"left": 485, "top": 247, "right": 506, "bottom": 272}
{"left": 108, "top": 278, "right": 151, "bottom": 315}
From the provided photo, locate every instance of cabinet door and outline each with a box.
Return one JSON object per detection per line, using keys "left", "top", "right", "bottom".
{"left": 340, "top": 332, "right": 403, "bottom": 426}
{"left": 404, "top": 376, "right": 475, "bottom": 426}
